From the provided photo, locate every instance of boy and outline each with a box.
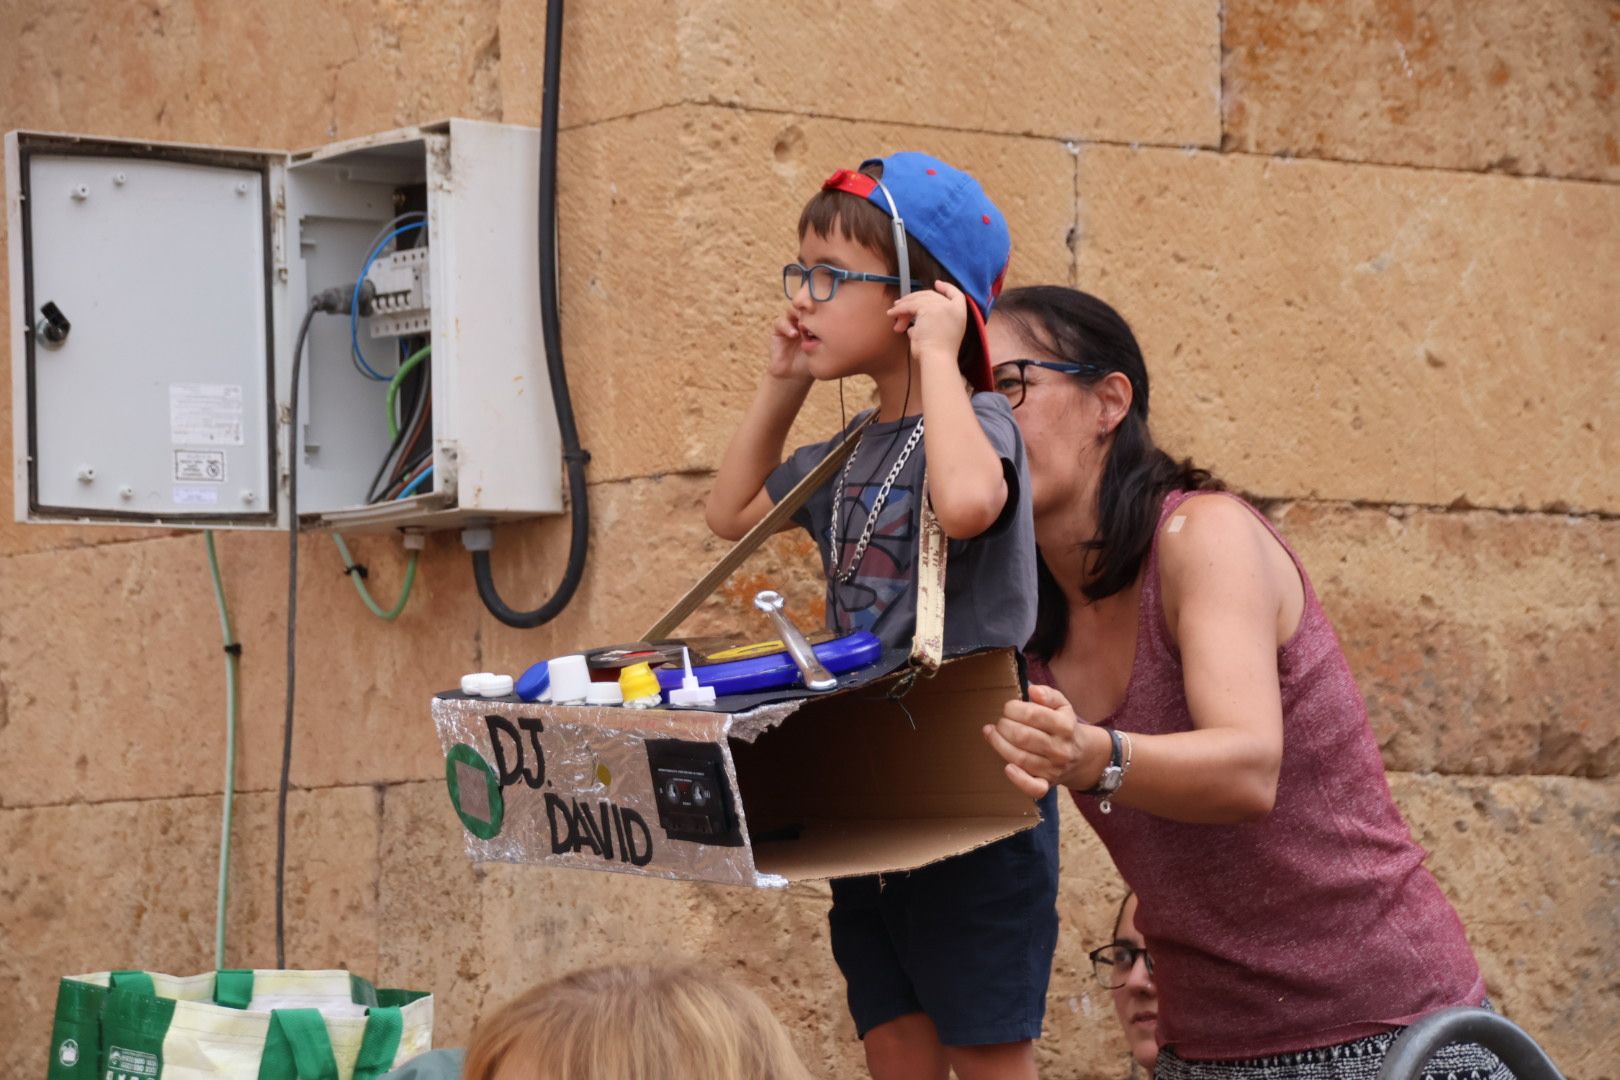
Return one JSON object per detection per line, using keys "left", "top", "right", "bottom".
{"left": 706, "top": 153, "right": 1059, "bottom": 1080}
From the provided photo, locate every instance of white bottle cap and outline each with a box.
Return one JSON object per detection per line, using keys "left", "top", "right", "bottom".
{"left": 548, "top": 654, "right": 592, "bottom": 704}
{"left": 667, "top": 646, "right": 717, "bottom": 708}
{"left": 461, "top": 672, "right": 495, "bottom": 695}
{"left": 475, "top": 674, "right": 515, "bottom": 698}
{"left": 584, "top": 682, "right": 625, "bottom": 706}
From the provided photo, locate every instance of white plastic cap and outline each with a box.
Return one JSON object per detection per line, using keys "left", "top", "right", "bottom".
{"left": 462, "top": 673, "right": 513, "bottom": 698}
{"left": 584, "top": 682, "right": 625, "bottom": 706}
{"left": 667, "top": 647, "right": 717, "bottom": 708}
{"left": 668, "top": 684, "right": 717, "bottom": 708}
{"left": 477, "top": 674, "right": 515, "bottom": 698}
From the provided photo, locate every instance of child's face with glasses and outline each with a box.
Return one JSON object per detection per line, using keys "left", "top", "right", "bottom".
{"left": 784, "top": 229, "right": 912, "bottom": 381}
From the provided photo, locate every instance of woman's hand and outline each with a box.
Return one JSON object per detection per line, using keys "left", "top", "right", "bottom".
{"left": 767, "top": 306, "right": 813, "bottom": 382}
{"left": 888, "top": 281, "right": 969, "bottom": 365}
{"left": 984, "top": 683, "right": 1109, "bottom": 799}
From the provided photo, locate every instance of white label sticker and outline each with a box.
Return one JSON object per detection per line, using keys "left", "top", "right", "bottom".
{"left": 174, "top": 449, "right": 227, "bottom": 483}
{"left": 170, "top": 383, "right": 244, "bottom": 446}
{"left": 172, "top": 485, "right": 220, "bottom": 506}
{"left": 106, "top": 1046, "right": 159, "bottom": 1078}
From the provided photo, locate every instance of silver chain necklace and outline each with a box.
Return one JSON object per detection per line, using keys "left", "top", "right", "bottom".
{"left": 828, "top": 417, "right": 925, "bottom": 584}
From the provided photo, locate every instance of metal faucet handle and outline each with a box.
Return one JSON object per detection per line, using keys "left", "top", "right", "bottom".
{"left": 752, "top": 589, "right": 837, "bottom": 692}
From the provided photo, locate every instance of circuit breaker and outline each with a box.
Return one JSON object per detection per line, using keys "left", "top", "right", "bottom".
{"left": 5, "top": 119, "right": 563, "bottom": 532}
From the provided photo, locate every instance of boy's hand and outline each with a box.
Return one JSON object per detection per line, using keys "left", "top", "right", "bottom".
{"left": 888, "top": 281, "right": 969, "bottom": 366}
{"left": 767, "top": 307, "right": 814, "bottom": 382}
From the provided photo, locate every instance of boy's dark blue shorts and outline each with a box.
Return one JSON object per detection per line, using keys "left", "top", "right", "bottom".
{"left": 827, "top": 789, "right": 1060, "bottom": 1047}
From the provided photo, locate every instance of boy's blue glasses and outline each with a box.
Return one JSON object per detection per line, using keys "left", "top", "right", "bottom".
{"left": 782, "top": 262, "right": 924, "bottom": 302}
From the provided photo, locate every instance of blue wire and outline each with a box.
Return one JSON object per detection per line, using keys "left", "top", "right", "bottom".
{"left": 396, "top": 466, "right": 434, "bottom": 500}
{"left": 351, "top": 223, "right": 426, "bottom": 381}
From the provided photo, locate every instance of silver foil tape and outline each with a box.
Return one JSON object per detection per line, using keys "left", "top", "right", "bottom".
{"left": 433, "top": 694, "right": 801, "bottom": 888}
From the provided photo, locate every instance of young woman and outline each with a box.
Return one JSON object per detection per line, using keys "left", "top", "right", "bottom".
{"left": 979, "top": 286, "right": 1510, "bottom": 1079}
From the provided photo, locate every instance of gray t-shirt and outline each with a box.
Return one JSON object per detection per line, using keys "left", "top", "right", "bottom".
{"left": 765, "top": 392, "right": 1037, "bottom": 655}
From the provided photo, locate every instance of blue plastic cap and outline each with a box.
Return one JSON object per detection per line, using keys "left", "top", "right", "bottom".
{"left": 516, "top": 660, "right": 551, "bottom": 702}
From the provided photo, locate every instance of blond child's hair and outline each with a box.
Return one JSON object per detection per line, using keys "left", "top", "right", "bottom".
{"left": 461, "top": 963, "right": 814, "bottom": 1080}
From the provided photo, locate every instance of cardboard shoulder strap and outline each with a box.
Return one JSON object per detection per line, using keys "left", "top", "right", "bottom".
{"left": 912, "top": 492, "right": 946, "bottom": 672}
{"left": 644, "top": 414, "right": 946, "bottom": 673}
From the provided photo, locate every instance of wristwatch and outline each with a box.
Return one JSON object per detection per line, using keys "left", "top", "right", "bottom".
{"left": 1079, "top": 726, "right": 1124, "bottom": 813}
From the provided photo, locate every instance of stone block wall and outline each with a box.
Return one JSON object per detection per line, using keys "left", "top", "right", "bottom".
{"left": 0, "top": 2, "right": 1614, "bottom": 1077}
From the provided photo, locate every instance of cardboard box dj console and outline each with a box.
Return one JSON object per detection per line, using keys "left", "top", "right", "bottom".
{"left": 434, "top": 420, "right": 1041, "bottom": 887}
{"left": 434, "top": 647, "right": 1039, "bottom": 888}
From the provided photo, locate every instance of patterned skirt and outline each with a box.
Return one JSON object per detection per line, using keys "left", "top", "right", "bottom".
{"left": 1154, "top": 1020, "right": 1513, "bottom": 1080}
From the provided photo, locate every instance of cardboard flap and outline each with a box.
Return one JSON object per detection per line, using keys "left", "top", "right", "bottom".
{"left": 751, "top": 817, "right": 1037, "bottom": 882}
{"left": 729, "top": 648, "right": 1037, "bottom": 881}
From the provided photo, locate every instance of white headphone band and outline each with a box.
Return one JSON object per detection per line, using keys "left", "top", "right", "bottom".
{"left": 869, "top": 176, "right": 912, "bottom": 297}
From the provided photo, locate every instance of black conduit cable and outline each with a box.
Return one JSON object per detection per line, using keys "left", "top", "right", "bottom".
{"left": 276, "top": 298, "right": 321, "bottom": 969}
{"left": 466, "top": 0, "right": 591, "bottom": 629}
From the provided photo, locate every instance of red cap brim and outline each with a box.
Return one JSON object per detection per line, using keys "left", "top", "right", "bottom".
{"left": 823, "top": 168, "right": 879, "bottom": 198}
{"left": 964, "top": 296, "right": 994, "bottom": 393}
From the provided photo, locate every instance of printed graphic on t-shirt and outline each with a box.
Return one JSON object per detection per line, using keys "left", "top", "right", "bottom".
{"left": 831, "top": 480, "right": 916, "bottom": 632}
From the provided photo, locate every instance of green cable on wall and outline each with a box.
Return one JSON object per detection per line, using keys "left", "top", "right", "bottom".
{"left": 343, "top": 340, "right": 430, "bottom": 619}
{"left": 387, "top": 344, "right": 432, "bottom": 440}
{"left": 203, "top": 530, "right": 239, "bottom": 969}
{"left": 333, "top": 533, "right": 419, "bottom": 621}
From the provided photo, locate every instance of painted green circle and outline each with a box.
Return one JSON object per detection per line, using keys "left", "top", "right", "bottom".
{"left": 446, "top": 743, "right": 504, "bottom": 840}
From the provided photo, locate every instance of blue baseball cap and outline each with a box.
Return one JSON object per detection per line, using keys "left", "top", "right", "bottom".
{"left": 822, "top": 152, "right": 1011, "bottom": 391}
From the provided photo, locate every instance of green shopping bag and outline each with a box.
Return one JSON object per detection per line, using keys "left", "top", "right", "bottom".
{"left": 44, "top": 969, "right": 433, "bottom": 1079}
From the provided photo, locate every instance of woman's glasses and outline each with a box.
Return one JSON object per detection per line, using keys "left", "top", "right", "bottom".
{"left": 991, "top": 358, "right": 1101, "bottom": 409}
{"left": 1087, "top": 942, "right": 1153, "bottom": 989}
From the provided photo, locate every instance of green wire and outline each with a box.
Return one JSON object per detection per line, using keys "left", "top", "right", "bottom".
{"left": 386, "top": 344, "right": 432, "bottom": 440}
{"left": 333, "top": 533, "right": 419, "bottom": 620}
{"left": 350, "top": 343, "right": 429, "bottom": 618}
{"left": 204, "top": 530, "right": 238, "bottom": 970}
{"left": 343, "top": 344, "right": 428, "bottom": 618}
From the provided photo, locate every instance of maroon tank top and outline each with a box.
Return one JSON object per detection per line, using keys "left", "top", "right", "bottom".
{"left": 1028, "top": 490, "right": 1484, "bottom": 1061}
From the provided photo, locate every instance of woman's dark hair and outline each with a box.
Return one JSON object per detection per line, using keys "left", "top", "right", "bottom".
{"left": 995, "top": 286, "right": 1220, "bottom": 657}
{"left": 798, "top": 162, "right": 983, "bottom": 384}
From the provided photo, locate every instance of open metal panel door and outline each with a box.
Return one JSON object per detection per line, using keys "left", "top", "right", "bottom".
{"left": 6, "top": 131, "right": 284, "bottom": 527}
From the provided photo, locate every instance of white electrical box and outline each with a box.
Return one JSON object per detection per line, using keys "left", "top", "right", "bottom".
{"left": 6, "top": 119, "right": 562, "bottom": 532}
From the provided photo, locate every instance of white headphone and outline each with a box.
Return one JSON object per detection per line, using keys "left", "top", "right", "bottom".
{"left": 869, "top": 177, "right": 912, "bottom": 298}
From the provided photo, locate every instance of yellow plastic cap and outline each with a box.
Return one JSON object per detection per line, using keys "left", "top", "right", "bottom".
{"left": 618, "top": 662, "right": 662, "bottom": 703}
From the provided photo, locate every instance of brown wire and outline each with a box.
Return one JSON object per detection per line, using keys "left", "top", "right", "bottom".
{"left": 383, "top": 455, "right": 435, "bottom": 501}
{"left": 385, "top": 397, "right": 432, "bottom": 494}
